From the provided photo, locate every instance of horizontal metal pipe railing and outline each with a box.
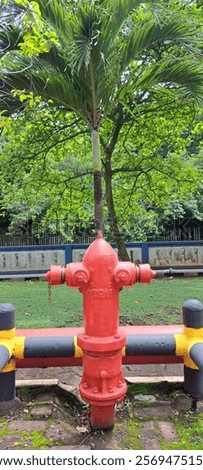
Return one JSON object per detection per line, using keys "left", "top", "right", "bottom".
{"left": 12, "top": 325, "right": 184, "bottom": 369}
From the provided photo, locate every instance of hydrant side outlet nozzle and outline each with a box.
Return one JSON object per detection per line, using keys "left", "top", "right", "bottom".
{"left": 137, "top": 264, "right": 156, "bottom": 284}
{"left": 113, "top": 263, "right": 156, "bottom": 287}
{"left": 65, "top": 263, "right": 90, "bottom": 290}
{"left": 44, "top": 266, "right": 65, "bottom": 285}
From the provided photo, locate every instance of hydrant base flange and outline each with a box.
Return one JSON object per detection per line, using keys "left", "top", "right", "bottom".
{"left": 79, "top": 382, "right": 127, "bottom": 405}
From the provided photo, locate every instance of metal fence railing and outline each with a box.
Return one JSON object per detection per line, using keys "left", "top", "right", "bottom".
{"left": 0, "top": 226, "right": 201, "bottom": 246}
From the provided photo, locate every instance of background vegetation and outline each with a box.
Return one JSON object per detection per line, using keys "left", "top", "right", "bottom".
{"left": 0, "top": 0, "right": 203, "bottom": 257}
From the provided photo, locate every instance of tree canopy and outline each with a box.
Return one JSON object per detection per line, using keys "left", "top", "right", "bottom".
{"left": 0, "top": 97, "right": 202, "bottom": 243}
{"left": 0, "top": 0, "right": 203, "bottom": 256}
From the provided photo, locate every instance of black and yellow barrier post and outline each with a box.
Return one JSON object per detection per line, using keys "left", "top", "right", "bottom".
{"left": 175, "top": 299, "right": 203, "bottom": 401}
{"left": 0, "top": 303, "right": 16, "bottom": 401}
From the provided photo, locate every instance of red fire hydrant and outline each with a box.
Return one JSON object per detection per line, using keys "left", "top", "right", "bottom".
{"left": 45, "top": 234, "right": 155, "bottom": 430}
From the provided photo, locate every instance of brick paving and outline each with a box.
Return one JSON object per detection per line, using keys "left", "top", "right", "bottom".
{"left": 0, "top": 403, "right": 184, "bottom": 450}
{"left": 0, "top": 385, "right": 192, "bottom": 450}
{"left": 140, "top": 421, "right": 161, "bottom": 450}
{"left": 0, "top": 364, "right": 198, "bottom": 450}
{"left": 157, "top": 421, "right": 180, "bottom": 443}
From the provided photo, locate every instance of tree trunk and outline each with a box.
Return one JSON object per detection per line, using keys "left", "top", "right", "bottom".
{"left": 91, "top": 128, "right": 103, "bottom": 233}
{"left": 105, "top": 152, "right": 130, "bottom": 261}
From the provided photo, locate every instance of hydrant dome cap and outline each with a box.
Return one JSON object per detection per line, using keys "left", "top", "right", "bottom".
{"left": 83, "top": 236, "right": 117, "bottom": 265}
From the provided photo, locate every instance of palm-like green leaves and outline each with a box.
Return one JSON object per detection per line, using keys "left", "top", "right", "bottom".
{"left": 0, "top": 0, "right": 202, "bottom": 122}
{"left": 0, "top": 0, "right": 203, "bottom": 230}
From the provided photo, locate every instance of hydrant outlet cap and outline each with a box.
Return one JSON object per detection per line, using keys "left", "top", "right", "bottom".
{"left": 44, "top": 266, "right": 64, "bottom": 285}
{"left": 138, "top": 264, "right": 156, "bottom": 284}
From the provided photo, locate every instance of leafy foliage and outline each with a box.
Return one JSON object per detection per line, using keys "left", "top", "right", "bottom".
{"left": 0, "top": 97, "right": 202, "bottom": 242}
{"left": 0, "top": 1, "right": 203, "bottom": 249}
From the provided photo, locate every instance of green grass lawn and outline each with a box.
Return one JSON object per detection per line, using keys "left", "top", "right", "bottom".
{"left": 0, "top": 277, "right": 203, "bottom": 329}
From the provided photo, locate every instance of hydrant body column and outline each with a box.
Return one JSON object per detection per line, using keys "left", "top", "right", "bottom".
{"left": 81, "top": 237, "right": 120, "bottom": 336}
{"left": 77, "top": 236, "right": 127, "bottom": 430}
{"left": 45, "top": 234, "right": 155, "bottom": 430}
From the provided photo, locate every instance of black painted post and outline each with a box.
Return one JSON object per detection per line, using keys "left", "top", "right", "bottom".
{"left": 0, "top": 304, "right": 16, "bottom": 401}
{"left": 183, "top": 299, "right": 203, "bottom": 400}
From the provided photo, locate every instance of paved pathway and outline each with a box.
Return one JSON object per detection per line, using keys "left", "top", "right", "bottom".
{"left": 0, "top": 363, "right": 199, "bottom": 450}
{"left": 0, "top": 388, "right": 185, "bottom": 450}
{"left": 16, "top": 363, "right": 184, "bottom": 386}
